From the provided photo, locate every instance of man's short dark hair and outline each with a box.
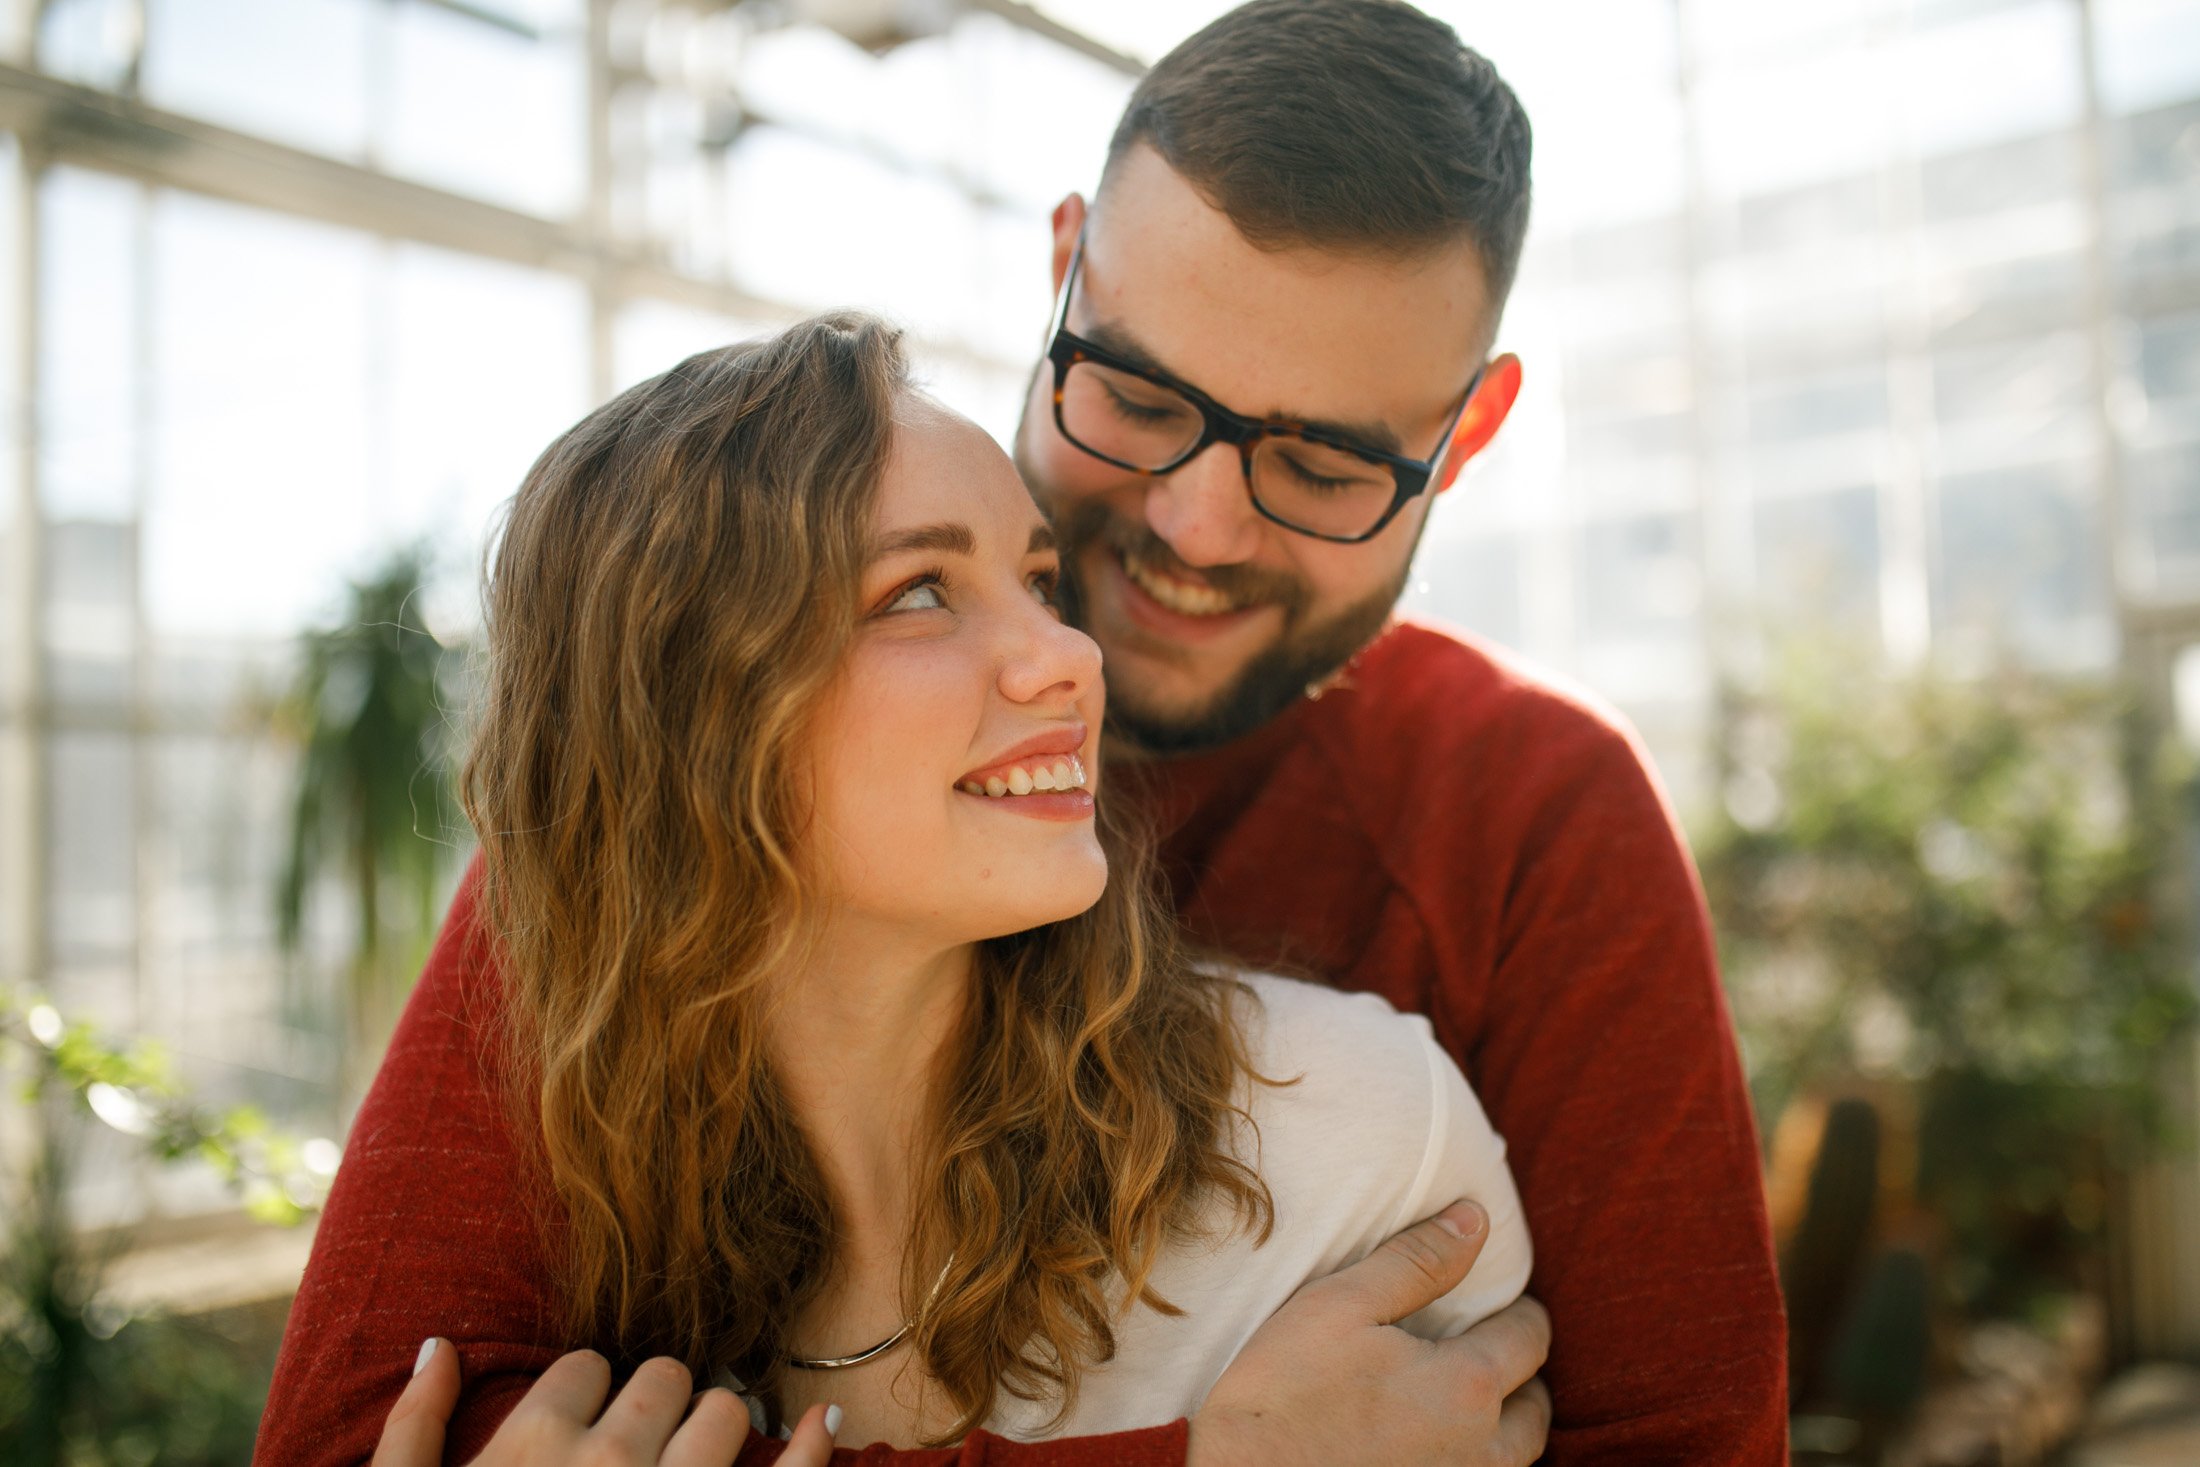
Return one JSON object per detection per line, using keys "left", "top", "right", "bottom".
{"left": 1105, "top": 0, "right": 1533, "bottom": 319}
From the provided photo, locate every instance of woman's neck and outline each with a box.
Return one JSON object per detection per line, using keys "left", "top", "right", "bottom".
{"left": 769, "top": 926, "right": 974, "bottom": 1226}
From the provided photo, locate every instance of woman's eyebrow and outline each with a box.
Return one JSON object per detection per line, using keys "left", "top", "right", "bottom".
{"left": 872, "top": 521, "right": 976, "bottom": 559}
{"left": 1028, "top": 523, "right": 1056, "bottom": 553}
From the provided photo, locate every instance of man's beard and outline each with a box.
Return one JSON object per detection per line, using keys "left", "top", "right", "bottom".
{"left": 1045, "top": 494, "right": 1410, "bottom": 757}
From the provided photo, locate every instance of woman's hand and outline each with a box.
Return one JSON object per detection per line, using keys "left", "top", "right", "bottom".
{"left": 372, "top": 1337, "right": 843, "bottom": 1467}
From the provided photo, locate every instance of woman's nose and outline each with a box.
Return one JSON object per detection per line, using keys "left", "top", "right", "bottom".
{"left": 1000, "top": 597, "right": 1102, "bottom": 706}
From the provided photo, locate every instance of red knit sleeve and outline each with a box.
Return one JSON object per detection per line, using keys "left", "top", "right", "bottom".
{"left": 252, "top": 864, "right": 1189, "bottom": 1467}
{"left": 737, "top": 1419, "right": 1187, "bottom": 1467}
{"left": 253, "top": 861, "right": 568, "bottom": 1464}
{"left": 1451, "top": 717, "right": 1788, "bottom": 1466}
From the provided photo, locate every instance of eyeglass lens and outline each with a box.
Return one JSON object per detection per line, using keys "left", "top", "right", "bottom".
{"left": 1060, "top": 359, "right": 1399, "bottom": 540}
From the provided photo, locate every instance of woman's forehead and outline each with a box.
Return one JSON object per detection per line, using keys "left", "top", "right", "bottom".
{"left": 874, "top": 394, "right": 1048, "bottom": 549}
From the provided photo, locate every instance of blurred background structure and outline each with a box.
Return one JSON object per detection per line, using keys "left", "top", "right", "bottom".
{"left": 1, "top": 1, "right": 2198, "bottom": 1461}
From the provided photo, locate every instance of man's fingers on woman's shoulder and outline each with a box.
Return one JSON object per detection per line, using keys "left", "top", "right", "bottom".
{"left": 1447, "top": 1295, "right": 1551, "bottom": 1391}
{"left": 370, "top": 1339, "right": 460, "bottom": 1467}
{"left": 1494, "top": 1377, "right": 1554, "bottom": 1466}
{"left": 1327, "top": 1200, "right": 1490, "bottom": 1324}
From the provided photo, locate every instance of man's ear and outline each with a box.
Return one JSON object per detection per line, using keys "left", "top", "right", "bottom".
{"left": 1435, "top": 353, "right": 1522, "bottom": 492}
{"left": 1050, "top": 193, "right": 1088, "bottom": 293}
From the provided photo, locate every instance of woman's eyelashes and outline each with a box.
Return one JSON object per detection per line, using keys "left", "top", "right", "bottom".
{"left": 885, "top": 569, "right": 950, "bottom": 613}
{"left": 878, "top": 564, "right": 1062, "bottom": 617}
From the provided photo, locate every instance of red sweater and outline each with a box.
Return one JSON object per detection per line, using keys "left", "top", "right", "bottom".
{"left": 254, "top": 619, "right": 1786, "bottom": 1466}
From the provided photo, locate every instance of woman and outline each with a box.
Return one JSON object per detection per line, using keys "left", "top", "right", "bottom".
{"left": 274, "top": 313, "right": 1529, "bottom": 1461}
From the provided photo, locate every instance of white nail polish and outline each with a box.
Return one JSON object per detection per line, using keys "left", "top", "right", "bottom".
{"left": 824, "top": 1404, "right": 844, "bottom": 1436}
{"left": 412, "top": 1338, "right": 438, "bottom": 1377}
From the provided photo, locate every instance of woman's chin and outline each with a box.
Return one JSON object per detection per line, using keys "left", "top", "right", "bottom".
{"left": 962, "top": 851, "right": 1110, "bottom": 941}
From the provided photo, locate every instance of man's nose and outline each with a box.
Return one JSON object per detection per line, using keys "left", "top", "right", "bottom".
{"left": 1142, "top": 443, "right": 1265, "bottom": 569}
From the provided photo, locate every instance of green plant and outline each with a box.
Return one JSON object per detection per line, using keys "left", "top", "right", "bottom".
{"left": 0, "top": 994, "right": 336, "bottom": 1466}
{"left": 275, "top": 543, "right": 465, "bottom": 1101}
{"left": 1696, "top": 646, "right": 2197, "bottom": 1319}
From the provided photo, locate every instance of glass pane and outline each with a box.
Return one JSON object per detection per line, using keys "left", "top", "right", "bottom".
{"left": 1698, "top": 46, "right": 1892, "bottom": 197}
{"left": 2130, "top": 438, "right": 2200, "bottom": 596}
{"left": 49, "top": 730, "right": 135, "bottom": 1000}
{"left": 40, "top": 0, "right": 143, "bottom": 91}
{"left": 1920, "top": 131, "right": 2081, "bottom": 224}
{"left": 1932, "top": 461, "right": 2111, "bottom": 669}
{"left": 1746, "top": 364, "right": 1889, "bottom": 446}
{"left": 1408, "top": 533, "right": 1524, "bottom": 651}
{"left": 143, "top": 728, "right": 325, "bottom": 1108}
{"left": 1898, "top": 1, "right": 2082, "bottom": 157}
{"left": 971, "top": 208, "right": 1052, "bottom": 366}
{"left": 387, "top": 0, "right": 585, "bottom": 216}
{"left": 733, "top": 25, "right": 886, "bottom": 147}
{"left": 467, "top": 0, "right": 580, "bottom": 28}
{"left": 911, "top": 353, "right": 1025, "bottom": 451}
{"left": 0, "top": 138, "right": 20, "bottom": 716}
{"left": 1535, "top": 85, "right": 1683, "bottom": 230}
{"left": 1578, "top": 511, "right": 1700, "bottom": 641}
{"left": 2138, "top": 310, "right": 2200, "bottom": 410}
{"left": 2094, "top": 0, "right": 2200, "bottom": 116}
{"left": 0, "top": 720, "right": 20, "bottom": 986}
{"left": 387, "top": 244, "right": 590, "bottom": 625}
{"left": 725, "top": 128, "right": 982, "bottom": 338}
{"left": 1683, "top": 0, "right": 1889, "bottom": 68}
{"left": 1931, "top": 330, "right": 2089, "bottom": 466}
{"left": 1566, "top": 215, "right": 1687, "bottom": 284}
{"left": 1753, "top": 486, "right": 1881, "bottom": 634}
{"left": 1926, "top": 237, "right": 2085, "bottom": 333}
{"left": 43, "top": 518, "right": 133, "bottom": 710}
{"left": 143, "top": 0, "right": 373, "bottom": 160}
{"left": 145, "top": 192, "right": 376, "bottom": 641}
{"left": 40, "top": 168, "right": 139, "bottom": 522}
{"left": 959, "top": 15, "right": 1132, "bottom": 212}
{"left": 2108, "top": 97, "right": 2200, "bottom": 193}
{"left": 1735, "top": 175, "right": 1882, "bottom": 255}
{"left": 613, "top": 299, "right": 774, "bottom": 395}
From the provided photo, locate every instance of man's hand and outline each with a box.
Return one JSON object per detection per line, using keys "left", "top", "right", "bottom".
{"left": 372, "top": 1338, "right": 842, "bottom": 1467}
{"left": 1189, "top": 1201, "right": 1552, "bottom": 1467}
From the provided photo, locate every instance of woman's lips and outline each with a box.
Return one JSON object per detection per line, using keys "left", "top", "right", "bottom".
{"left": 955, "top": 786, "right": 1095, "bottom": 822}
{"left": 956, "top": 731, "right": 1094, "bottom": 823}
{"left": 957, "top": 723, "right": 1088, "bottom": 788}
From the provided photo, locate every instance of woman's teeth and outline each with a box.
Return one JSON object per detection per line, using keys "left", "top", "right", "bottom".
{"left": 959, "top": 755, "right": 1088, "bottom": 799}
{"left": 1122, "top": 549, "right": 1238, "bottom": 617}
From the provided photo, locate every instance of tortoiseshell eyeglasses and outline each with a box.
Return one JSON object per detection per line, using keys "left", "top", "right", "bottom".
{"left": 1042, "top": 229, "right": 1485, "bottom": 545}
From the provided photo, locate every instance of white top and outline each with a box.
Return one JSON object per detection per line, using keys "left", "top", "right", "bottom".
{"left": 986, "top": 972, "right": 1532, "bottom": 1439}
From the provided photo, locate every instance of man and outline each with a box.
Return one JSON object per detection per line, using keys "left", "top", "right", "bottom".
{"left": 1010, "top": 3, "right": 1786, "bottom": 1457}
{"left": 261, "top": 4, "right": 1785, "bottom": 1464}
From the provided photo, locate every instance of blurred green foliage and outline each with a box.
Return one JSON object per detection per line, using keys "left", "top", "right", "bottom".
{"left": 0, "top": 995, "right": 333, "bottom": 1466}
{"left": 275, "top": 543, "right": 464, "bottom": 1099}
{"left": 1697, "top": 647, "right": 2198, "bottom": 1319}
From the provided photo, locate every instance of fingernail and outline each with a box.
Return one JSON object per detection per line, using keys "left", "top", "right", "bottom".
{"left": 1434, "top": 1201, "right": 1487, "bottom": 1240}
{"left": 412, "top": 1338, "right": 439, "bottom": 1377}
{"left": 825, "top": 1403, "right": 844, "bottom": 1436}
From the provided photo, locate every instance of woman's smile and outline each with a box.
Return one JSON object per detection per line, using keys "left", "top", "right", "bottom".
{"left": 954, "top": 722, "right": 1095, "bottom": 820}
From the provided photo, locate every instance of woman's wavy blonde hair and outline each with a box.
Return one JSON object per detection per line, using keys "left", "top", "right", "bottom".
{"left": 461, "top": 313, "right": 1272, "bottom": 1441}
